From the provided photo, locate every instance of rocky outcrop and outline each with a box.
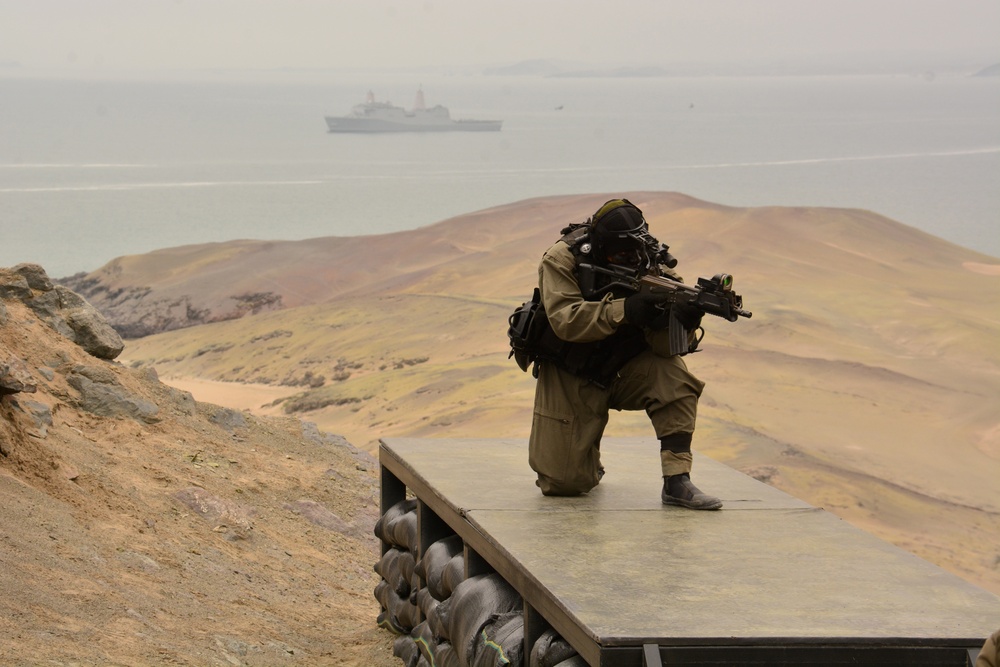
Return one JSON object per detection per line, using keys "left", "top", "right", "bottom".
{"left": 60, "top": 266, "right": 283, "bottom": 339}
{"left": 66, "top": 364, "right": 161, "bottom": 424}
{"left": 3, "top": 264, "right": 124, "bottom": 360}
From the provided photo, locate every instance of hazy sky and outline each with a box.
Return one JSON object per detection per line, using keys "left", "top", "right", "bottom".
{"left": 1, "top": 0, "right": 998, "bottom": 75}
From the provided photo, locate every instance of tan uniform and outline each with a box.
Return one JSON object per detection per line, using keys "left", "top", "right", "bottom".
{"left": 528, "top": 240, "right": 705, "bottom": 496}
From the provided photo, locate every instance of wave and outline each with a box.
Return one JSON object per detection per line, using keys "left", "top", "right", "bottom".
{"left": 0, "top": 163, "right": 154, "bottom": 169}
{"left": 0, "top": 179, "right": 327, "bottom": 193}
{"left": 675, "top": 146, "right": 1000, "bottom": 170}
{"left": 2, "top": 147, "right": 997, "bottom": 192}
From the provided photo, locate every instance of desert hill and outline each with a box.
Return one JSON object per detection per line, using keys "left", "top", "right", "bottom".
{"left": 67, "top": 192, "right": 1000, "bottom": 598}
{"left": 0, "top": 266, "right": 397, "bottom": 665}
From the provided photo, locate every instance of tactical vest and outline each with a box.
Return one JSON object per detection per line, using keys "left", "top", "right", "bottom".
{"left": 507, "top": 227, "right": 648, "bottom": 388}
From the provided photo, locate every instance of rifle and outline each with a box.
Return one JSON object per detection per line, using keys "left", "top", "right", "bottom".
{"left": 578, "top": 263, "right": 752, "bottom": 356}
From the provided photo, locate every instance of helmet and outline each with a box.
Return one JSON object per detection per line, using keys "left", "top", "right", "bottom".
{"left": 588, "top": 199, "right": 657, "bottom": 270}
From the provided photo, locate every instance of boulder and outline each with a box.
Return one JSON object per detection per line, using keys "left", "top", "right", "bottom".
{"left": 2, "top": 265, "right": 124, "bottom": 360}
{"left": 13, "top": 263, "right": 55, "bottom": 291}
{"left": 28, "top": 286, "right": 124, "bottom": 360}
{"left": 67, "top": 365, "right": 160, "bottom": 424}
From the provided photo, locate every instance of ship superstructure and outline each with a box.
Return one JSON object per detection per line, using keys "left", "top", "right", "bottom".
{"left": 325, "top": 89, "right": 502, "bottom": 133}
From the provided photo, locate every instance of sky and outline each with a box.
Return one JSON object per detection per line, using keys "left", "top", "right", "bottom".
{"left": 1, "top": 0, "right": 998, "bottom": 76}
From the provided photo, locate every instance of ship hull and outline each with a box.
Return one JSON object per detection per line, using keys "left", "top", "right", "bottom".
{"left": 325, "top": 116, "right": 502, "bottom": 133}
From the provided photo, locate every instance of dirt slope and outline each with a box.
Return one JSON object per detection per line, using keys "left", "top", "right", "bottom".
{"left": 0, "top": 292, "right": 397, "bottom": 666}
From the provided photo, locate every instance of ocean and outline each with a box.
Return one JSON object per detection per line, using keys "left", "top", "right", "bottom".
{"left": 1, "top": 71, "right": 998, "bottom": 278}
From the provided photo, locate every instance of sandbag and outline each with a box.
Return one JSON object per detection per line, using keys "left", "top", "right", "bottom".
{"left": 472, "top": 611, "right": 524, "bottom": 667}
{"left": 434, "top": 641, "right": 463, "bottom": 667}
{"left": 439, "top": 552, "right": 466, "bottom": 601}
{"left": 393, "top": 634, "right": 420, "bottom": 667}
{"left": 375, "top": 579, "right": 419, "bottom": 635}
{"left": 411, "top": 619, "right": 437, "bottom": 666}
{"left": 374, "top": 498, "right": 418, "bottom": 550}
{"left": 415, "top": 534, "right": 464, "bottom": 601}
{"left": 529, "top": 629, "right": 580, "bottom": 667}
{"left": 398, "top": 548, "right": 416, "bottom": 593}
{"left": 416, "top": 587, "right": 447, "bottom": 640}
{"left": 443, "top": 574, "right": 523, "bottom": 667}
{"left": 374, "top": 547, "right": 413, "bottom": 598}
{"left": 409, "top": 571, "right": 422, "bottom": 605}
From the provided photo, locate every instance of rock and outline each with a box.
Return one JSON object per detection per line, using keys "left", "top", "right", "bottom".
{"left": 12, "top": 398, "right": 53, "bottom": 438}
{"left": 4, "top": 265, "right": 126, "bottom": 361}
{"left": 28, "top": 286, "right": 124, "bottom": 360}
{"left": 63, "top": 302, "right": 125, "bottom": 360}
{"left": 283, "top": 499, "right": 352, "bottom": 535}
{"left": 173, "top": 487, "right": 255, "bottom": 540}
{"left": 0, "top": 301, "right": 7, "bottom": 325}
{"left": 0, "top": 356, "right": 37, "bottom": 396}
{"left": 167, "top": 386, "right": 196, "bottom": 415}
{"left": 70, "top": 364, "right": 118, "bottom": 385}
{"left": 209, "top": 407, "right": 247, "bottom": 431}
{"left": 67, "top": 366, "right": 161, "bottom": 424}
{"left": 13, "top": 263, "right": 54, "bottom": 291}
{"left": 0, "top": 272, "right": 32, "bottom": 300}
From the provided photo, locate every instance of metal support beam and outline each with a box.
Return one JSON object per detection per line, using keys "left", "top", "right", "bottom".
{"left": 523, "top": 603, "right": 551, "bottom": 665}
{"left": 643, "top": 643, "right": 663, "bottom": 667}
{"left": 378, "top": 464, "right": 406, "bottom": 555}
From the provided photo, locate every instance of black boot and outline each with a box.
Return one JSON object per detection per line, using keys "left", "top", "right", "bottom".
{"left": 662, "top": 473, "right": 723, "bottom": 510}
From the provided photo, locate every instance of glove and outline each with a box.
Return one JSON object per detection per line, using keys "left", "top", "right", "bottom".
{"left": 624, "top": 291, "right": 664, "bottom": 327}
{"left": 672, "top": 303, "right": 704, "bottom": 330}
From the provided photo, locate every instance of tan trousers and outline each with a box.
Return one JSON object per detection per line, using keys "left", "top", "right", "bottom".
{"left": 528, "top": 349, "right": 705, "bottom": 496}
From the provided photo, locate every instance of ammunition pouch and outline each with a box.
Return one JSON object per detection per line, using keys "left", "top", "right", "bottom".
{"left": 507, "top": 288, "right": 563, "bottom": 375}
{"left": 507, "top": 290, "right": 647, "bottom": 388}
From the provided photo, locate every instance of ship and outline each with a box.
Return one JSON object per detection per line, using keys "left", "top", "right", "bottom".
{"left": 325, "top": 89, "right": 502, "bottom": 133}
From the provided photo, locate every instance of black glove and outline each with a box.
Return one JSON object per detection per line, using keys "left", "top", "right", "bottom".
{"left": 672, "top": 303, "right": 704, "bottom": 330}
{"left": 624, "top": 291, "right": 664, "bottom": 327}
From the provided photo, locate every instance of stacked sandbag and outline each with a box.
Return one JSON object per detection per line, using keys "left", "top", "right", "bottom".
{"left": 437, "top": 574, "right": 523, "bottom": 666}
{"left": 417, "top": 534, "right": 465, "bottom": 602}
{"left": 374, "top": 498, "right": 420, "bottom": 635}
{"left": 374, "top": 502, "right": 585, "bottom": 667}
{"left": 473, "top": 611, "right": 524, "bottom": 667}
{"left": 528, "top": 630, "right": 587, "bottom": 667}
{"left": 404, "top": 533, "right": 468, "bottom": 666}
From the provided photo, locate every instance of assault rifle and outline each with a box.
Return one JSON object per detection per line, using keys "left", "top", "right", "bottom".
{"left": 579, "top": 263, "right": 752, "bottom": 356}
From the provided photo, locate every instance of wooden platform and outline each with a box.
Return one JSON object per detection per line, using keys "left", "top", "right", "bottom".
{"left": 379, "top": 437, "right": 1000, "bottom": 666}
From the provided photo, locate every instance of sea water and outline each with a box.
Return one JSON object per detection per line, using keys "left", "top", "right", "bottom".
{"left": 1, "top": 71, "right": 998, "bottom": 277}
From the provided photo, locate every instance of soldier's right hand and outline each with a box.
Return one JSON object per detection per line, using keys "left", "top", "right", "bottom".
{"left": 624, "top": 291, "right": 664, "bottom": 327}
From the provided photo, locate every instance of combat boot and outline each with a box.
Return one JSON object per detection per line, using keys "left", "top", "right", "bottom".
{"left": 662, "top": 473, "right": 722, "bottom": 510}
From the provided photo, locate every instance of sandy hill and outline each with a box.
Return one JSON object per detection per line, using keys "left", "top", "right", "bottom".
{"left": 63, "top": 192, "right": 1000, "bottom": 601}
{"left": 0, "top": 267, "right": 398, "bottom": 666}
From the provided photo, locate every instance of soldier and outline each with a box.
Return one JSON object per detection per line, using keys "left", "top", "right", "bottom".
{"left": 526, "top": 198, "right": 722, "bottom": 509}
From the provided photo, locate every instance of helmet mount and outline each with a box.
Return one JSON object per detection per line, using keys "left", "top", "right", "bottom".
{"left": 588, "top": 199, "right": 657, "bottom": 270}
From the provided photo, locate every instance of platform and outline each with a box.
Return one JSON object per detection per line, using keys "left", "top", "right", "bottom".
{"left": 379, "top": 437, "right": 1000, "bottom": 666}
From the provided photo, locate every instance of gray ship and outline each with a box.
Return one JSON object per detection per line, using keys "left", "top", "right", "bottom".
{"left": 325, "top": 89, "right": 502, "bottom": 133}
